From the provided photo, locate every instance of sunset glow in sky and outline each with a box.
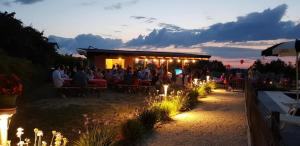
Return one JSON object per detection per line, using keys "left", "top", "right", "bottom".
{"left": 1, "top": 0, "right": 300, "bottom": 68}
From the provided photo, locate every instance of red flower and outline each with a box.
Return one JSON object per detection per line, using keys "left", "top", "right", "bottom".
{"left": 0, "top": 74, "right": 23, "bottom": 96}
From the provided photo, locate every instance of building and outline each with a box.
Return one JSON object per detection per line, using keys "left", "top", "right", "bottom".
{"left": 78, "top": 48, "right": 211, "bottom": 70}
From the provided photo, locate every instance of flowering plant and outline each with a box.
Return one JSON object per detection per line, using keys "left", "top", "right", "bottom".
{"left": 0, "top": 74, "right": 23, "bottom": 96}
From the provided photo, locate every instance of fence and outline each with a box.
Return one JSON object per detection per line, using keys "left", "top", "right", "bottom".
{"left": 245, "top": 80, "right": 281, "bottom": 146}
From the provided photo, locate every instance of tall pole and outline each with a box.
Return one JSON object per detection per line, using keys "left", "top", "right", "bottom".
{"left": 297, "top": 52, "right": 299, "bottom": 102}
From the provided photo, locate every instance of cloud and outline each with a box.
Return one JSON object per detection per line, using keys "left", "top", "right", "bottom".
{"left": 48, "top": 34, "right": 123, "bottom": 54}
{"left": 14, "top": 0, "right": 43, "bottom": 4}
{"left": 80, "top": 1, "right": 97, "bottom": 6}
{"left": 158, "top": 23, "right": 185, "bottom": 31}
{"left": 126, "top": 4, "right": 300, "bottom": 47}
{"left": 130, "top": 16, "right": 157, "bottom": 23}
{"left": 104, "top": 0, "right": 139, "bottom": 10}
{"left": 2, "top": 0, "right": 43, "bottom": 5}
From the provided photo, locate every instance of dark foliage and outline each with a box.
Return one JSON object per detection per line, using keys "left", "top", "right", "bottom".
{"left": 121, "top": 119, "right": 145, "bottom": 143}
{"left": 186, "top": 90, "right": 199, "bottom": 108}
{"left": 0, "top": 11, "right": 58, "bottom": 66}
{"left": 138, "top": 109, "right": 157, "bottom": 130}
{"left": 250, "top": 59, "right": 295, "bottom": 78}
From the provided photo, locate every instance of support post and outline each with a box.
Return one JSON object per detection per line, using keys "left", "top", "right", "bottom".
{"left": 297, "top": 52, "right": 299, "bottom": 102}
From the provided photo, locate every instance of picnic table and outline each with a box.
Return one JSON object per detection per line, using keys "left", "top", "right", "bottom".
{"left": 59, "top": 78, "right": 107, "bottom": 97}
{"left": 63, "top": 78, "right": 107, "bottom": 88}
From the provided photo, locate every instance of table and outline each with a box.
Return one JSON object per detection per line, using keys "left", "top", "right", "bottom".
{"left": 63, "top": 79, "right": 107, "bottom": 88}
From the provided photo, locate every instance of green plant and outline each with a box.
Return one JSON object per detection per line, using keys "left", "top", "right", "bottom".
{"left": 197, "top": 85, "right": 207, "bottom": 98}
{"left": 121, "top": 119, "right": 144, "bottom": 143}
{"left": 74, "top": 126, "right": 116, "bottom": 146}
{"left": 150, "top": 106, "right": 171, "bottom": 122}
{"left": 138, "top": 109, "right": 157, "bottom": 130}
{"left": 185, "top": 90, "right": 199, "bottom": 108}
{"left": 207, "top": 81, "right": 217, "bottom": 90}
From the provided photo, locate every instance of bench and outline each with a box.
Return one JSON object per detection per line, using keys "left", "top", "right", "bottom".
{"left": 55, "top": 85, "right": 107, "bottom": 97}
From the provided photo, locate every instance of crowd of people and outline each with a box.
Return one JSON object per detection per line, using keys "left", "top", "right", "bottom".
{"left": 52, "top": 63, "right": 214, "bottom": 89}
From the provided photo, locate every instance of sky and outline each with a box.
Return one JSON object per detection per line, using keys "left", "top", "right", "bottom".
{"left": 1, "top": 0, "right": 300, "bottom": 68}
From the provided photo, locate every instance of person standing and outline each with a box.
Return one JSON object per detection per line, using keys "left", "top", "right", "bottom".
{"left": 52, "top": 65, "right": 64, "bottom": 88}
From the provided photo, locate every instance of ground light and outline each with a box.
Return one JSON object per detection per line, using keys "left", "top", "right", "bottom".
{"left": 163, "top": 84, "right": 169, "bottom": 97}
{"left": 193, "top": 78, "right": 198, "bottom": 86}
{"left": 0, "top": 108, "right": 16, "bottom": 146}
{"left": 206, "top": 75, "right": 210, "bottom": 82}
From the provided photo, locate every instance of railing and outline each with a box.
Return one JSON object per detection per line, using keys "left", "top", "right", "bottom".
{"left": 245, "top": 80, "right": 281, "bottom": 146}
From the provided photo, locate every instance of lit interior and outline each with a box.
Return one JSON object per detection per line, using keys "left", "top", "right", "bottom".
{"left": 105, "top": 58, "right": 125, "bottom": 69}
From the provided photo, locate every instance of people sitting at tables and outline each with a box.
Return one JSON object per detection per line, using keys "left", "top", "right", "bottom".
{"left": 94, "top": 68, "right": 104, "bottom": 79}
{"left": 73, "top": 67, "right": 89, "bottom": 88}
{"left": 87, "top": 69, "right": 94, "bottom": 80}
{"left": 59, "top": 65, "right": 69, "bottom": 79}
{"left": 52, "top": 65, "right": 64, "bottom": 88}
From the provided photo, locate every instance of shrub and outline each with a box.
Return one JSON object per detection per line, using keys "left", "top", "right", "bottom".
{"left": 207, "top": 81, "right": 217, "bottom": 90}
{"left": 197, "top": 85, "right": 207, "bottom": 98}
{"left": 138, "top": 109, "right": 158, "bottom": 130}
{"left": 121, "top": 119, "right": 144, "bottom": 143}
{"left": 150, "top": 106, "right": 171, "bottom": 122}
{"left": 185, "top": 90, "right": 199, "bottom": 108}
{"left": 74, "top": 126, "right": 116, "bottom": 146}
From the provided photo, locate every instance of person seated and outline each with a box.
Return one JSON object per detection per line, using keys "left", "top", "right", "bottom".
{"left": 52, "top": 65, "right": 64, "bottom": 88}
{"left": 59, "top": 65, "right": 69, "bottom": 79}
{"left": 87, "top": 69, "right": 94, "bottom": 80}
{"left": 73, "top": 67, "right": 89, "bottom": 88}
{"left": 94, "top": 68, "right": 104, "bottom": 79}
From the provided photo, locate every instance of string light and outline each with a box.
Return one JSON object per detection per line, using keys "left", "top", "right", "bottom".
{"left": 169, "top": 59, "right": 173, "bottom": 62}
{"left": 135, "top": 58, "right": 139, "bottom": 62}
{"left": 145, "top": 58, "right": 148, "bottom": 62}
{"left": 177, "top": 59, "right": 181, "bottom": 63}
{"left": 192, "top": 60, "right": 196, "bottom": 63}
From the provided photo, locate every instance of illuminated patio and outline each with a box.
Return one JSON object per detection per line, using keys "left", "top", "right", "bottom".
{"left": 145, "top": 89, "right": 248, "bottom": 146}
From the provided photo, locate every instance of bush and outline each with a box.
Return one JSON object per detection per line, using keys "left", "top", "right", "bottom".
{"left": 74, "top": 126, "right": 116, "bottom": 146}
{"left": 207, "top": 81, "right": 217, "bottom": 90}
{"left": 197, "top": 85, "right": 207, "bottom": 98}
{"left": 138, "top": 109, "right": 157, "bottom": 130}
{"left": 150, "top": 106, "right": 171, "bottom": 122}
{"left": 186, "top": 90, "right": 199, "bottom": 108}
{"left": 121, "top": 119, "right": 145, "bottom": 143}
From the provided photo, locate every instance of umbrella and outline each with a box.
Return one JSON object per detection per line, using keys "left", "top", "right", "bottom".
{"left": 261, "top": 39, "right": 300, "bottom": 101}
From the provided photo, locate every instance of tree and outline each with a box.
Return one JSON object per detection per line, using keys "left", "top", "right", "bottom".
{"left": 0, "top": 11, "right": 58, "bottom": 66}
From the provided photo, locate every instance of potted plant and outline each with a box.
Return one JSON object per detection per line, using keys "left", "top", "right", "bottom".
{"left": 0, "top": 74, "right": 23, "bottom": 108}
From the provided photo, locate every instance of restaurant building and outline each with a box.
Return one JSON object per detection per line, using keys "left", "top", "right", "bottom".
{"left": 78, "top": 48, "right": 211, "bottom": 70}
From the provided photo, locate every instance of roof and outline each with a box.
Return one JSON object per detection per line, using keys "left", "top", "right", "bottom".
{"left": 78, "top": 48, "right": 211, "bottom": 59}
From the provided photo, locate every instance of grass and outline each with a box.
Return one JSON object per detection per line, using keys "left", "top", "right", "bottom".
{"left": 8, "top": 85, "right": 147, "bottom": 145}
{"left": 74, "top": 126, "right": 116, "bottom": 146}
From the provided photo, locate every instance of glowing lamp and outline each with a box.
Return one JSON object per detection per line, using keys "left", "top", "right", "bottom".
{"left": 145, "top": 58, "right": 148, "bottom": 62}
{"left": 161, "top": 59, "right": 165, "bottom": 63}
{"left": 0, "top": 108, "right": 16, "bottom": 146}
{"left": 169, "top": 59, "right": 173, "bottom": 63}
{"left": 153, "top": 59, "right": 157, "bottom": 62}
{"left": 192, "top": 60, "right": 196, "bottom": 63}
{"left": 193, "top": 78, "right": 198, "bottom": 85}
{"left": 177, "top": 59, "right": 181, "bottom": 63}
{"left": 163, "top": 84, "right": 169, "bottom": 97}
{"left": 184, "top": 59, "right": 188, "bottom": 63}
{"left": 206, "top": 75, "right": 210, "bottom": 82}
{"left": 118, "top": 57, "right": 122, "bottom": 61}
{"left": 135, "top": 58, "right": 139, "bottom": 62}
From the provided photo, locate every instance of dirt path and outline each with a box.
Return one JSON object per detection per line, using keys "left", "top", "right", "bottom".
{"left": 144, "top": 89, "right": 248, "bottom": 146}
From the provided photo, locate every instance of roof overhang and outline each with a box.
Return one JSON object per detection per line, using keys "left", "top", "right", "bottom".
{"left": 78, "top": 48, "right": 211, "bottom": 59}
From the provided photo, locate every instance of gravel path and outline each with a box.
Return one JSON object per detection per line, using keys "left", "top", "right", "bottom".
{"left": 144, "top": 89, "right": 248, "bottom": 146}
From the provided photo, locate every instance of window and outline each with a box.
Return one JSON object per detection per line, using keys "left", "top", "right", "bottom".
{"left": 105, "top": 58, "right": 124, "bottom": 69}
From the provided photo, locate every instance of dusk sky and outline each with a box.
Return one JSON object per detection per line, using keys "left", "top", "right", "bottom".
{"left": 1, "top": 0, "right": 300, "bottom": 68}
